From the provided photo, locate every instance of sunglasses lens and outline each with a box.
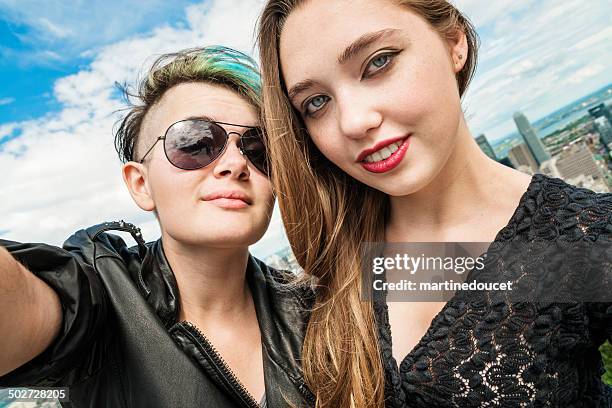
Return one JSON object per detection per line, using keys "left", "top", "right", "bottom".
{"left": 164, "top": 120, "right": 227, "bottom": 170}
{"left": 241, "top": 128, "right": 270, "bottom": 175}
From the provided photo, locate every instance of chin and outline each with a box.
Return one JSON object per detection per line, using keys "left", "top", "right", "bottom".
{"left": 375, "top": 163, "right": 443, "bottom": 197}
{"left": 199, "top": 222, "right": 268, "bottom": 248}
{"left": 375, "top": 184, "right": 420, "bottom": 197}
{"left": 354, "top": 170, "right": 420, "bottom": 197}
{"left": 164, "top": 215, "right": 269, "bottom": 249}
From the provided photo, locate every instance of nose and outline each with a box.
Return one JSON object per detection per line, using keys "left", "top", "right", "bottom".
{"left": 212, "top": 133, "right": 250, "bottom": 181}
{"left": 336, "top": 93, "right": 382, "bottom": 140}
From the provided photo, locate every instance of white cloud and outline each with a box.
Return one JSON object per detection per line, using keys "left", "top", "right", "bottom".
{"left": 0, "top": 97, "right": 15, "bottom": 106}
{"left": 0, "top": 122, "right": 17, "bottom": 137}
{"left": 567, "top": 64, "right": 606, "bottom": 85}
{"left": 452, "top": 0, "right": 536, "bottom": 28}
{"left": 37, "top": 17, "right": 72, "bottom": 39}
{"left": 0, "top": 0, "right": 204, "bottom": 64}
{"left": 458, "top": 0, "right": 611, "bottom": 141}
{"left": 571, "top": 26, "right": 612, "bottom": 51}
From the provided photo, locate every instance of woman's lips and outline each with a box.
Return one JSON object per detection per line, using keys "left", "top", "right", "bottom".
{"left": 201, "top": 190, "right": 252, "bottom": 209}
{"left": 206, "top": 198, "right": 249, "bottom": 209}
{"left": 360, "top": 136, "right": 411, "bottom": 173}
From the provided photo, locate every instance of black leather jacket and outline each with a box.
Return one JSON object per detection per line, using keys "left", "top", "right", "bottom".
{"left": 0, "top": 221, "right": 316, "bottom": 408}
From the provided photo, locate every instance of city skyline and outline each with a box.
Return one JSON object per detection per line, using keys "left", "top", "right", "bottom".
{"left": 480, "top": 86, "right": 612, "bottom": 196}
{"left": 487, "top": 83, "right": 612, "bottom": 159}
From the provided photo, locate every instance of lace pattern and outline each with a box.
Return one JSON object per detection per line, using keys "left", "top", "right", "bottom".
{"left": 375, "top": 174, "right": 612, "bottom": 407}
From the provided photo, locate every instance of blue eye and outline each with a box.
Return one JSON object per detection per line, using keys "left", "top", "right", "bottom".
{"left": 372, "top": 55, "right": 389, "bottom": 67}
{"left": 304, "top": 95, "right": 330, "bottom": 116}
{"left": 363, "top": 52, "right": 397, "bottom": 77}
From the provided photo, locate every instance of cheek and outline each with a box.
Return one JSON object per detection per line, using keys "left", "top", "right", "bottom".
{"left": 310, "top": 130, "right": 347, "bottom": 167}
{"left": 148, "top": 165, "right": 199, "bottom": 212}
{"left": 388, "top": 67, "right": 446, "bottom": 118}
{"left": 153, "top": 181, "right": 194, "bottom": 225}
{"left": 149, "top": 177, "right": 174, "bottom": 203}
{"left": 388, "top": 43, "right": 459, "bottom": 113}
{"left": 251, "top": 174, "right": 274, "bottom": 212}
{"left": 387, "top": 63, "right": 461, "bottom": 148}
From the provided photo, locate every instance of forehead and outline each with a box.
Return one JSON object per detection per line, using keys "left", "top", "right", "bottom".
{"left": 280, "top": 0, "right": 417, "bottom": 86}
{"left": 142, "top": 82, "right": 258, "bottom": 138}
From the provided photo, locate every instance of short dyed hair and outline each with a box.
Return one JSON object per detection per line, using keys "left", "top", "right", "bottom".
{"left": 114, "top": 46, "right": 262, "bottom": 163}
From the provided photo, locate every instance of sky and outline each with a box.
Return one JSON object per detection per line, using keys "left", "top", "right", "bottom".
{"left": 0, "top": 0, "right": 610, "bottom": 256}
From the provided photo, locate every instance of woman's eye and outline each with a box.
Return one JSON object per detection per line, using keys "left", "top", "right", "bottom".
{"left": 304, "top": 95, "right": 330, "bottom": 116}
{"left": 363, "top": 52, "right": 396, "bottom": 77}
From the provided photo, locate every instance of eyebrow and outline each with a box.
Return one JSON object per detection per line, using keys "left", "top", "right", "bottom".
{"left": 337, "top": 28, "right": 400, "bottom": 65}
{"left": 287, "top": 28, "right": 401, "bottom": 103}
{"left": 287, "top": 79, "right": 317, "bottom": 103}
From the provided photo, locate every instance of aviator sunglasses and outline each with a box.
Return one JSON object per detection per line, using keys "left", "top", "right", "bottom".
{"left": 139, "top": 118, "right": 269, "bottom": 175}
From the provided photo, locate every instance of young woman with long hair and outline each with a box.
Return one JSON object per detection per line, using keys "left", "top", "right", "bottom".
{"left": 257, "top": 1, "right": 612, "bottom": 406}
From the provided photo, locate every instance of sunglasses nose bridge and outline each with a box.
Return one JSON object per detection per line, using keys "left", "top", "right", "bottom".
{"left": 226, "top": 131, "right": 242, "bottom": 138}
{"left": 225, "top": 131, "right": 246, "bottom": 155}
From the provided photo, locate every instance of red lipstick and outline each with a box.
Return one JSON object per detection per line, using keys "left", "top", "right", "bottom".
{"left": 358, "top": 136, "right": 411, "bottom": 173}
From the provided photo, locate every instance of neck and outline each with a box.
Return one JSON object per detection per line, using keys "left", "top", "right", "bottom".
{"left": 386, "top": 117, "right": 527, "bottom": 241}
{"left": 161, "top": 236, "right": 252, "bottom": 325}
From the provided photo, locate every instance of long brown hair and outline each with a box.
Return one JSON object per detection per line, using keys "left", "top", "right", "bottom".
{"left": 257, "top": 1, "right": 479, "bottom": 406}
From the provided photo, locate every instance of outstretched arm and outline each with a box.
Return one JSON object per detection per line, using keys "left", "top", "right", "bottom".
{"left": 0, "top": 246, "right": 62, "bottom": 376}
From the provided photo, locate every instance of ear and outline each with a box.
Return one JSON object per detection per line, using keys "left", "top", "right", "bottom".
{"left": 122, "top": 161, "right": 156, "bottom": 212}
{"left": 449, "top": 29, "right": 469, "bottom": 73}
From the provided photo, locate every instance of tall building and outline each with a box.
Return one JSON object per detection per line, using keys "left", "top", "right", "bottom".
{"left": 588, "top": 103, "right": 612, "bottom": 147}
{"left": 475, "top": 134, "right": 497, "bottom": 160}
{"left": 513, "top": 111, "right": 551, "bottom": 165}
{"left": 588, "top": 103, "right": 612, "bottom": 125}
{"left": 507, "top": 143, "right": 538, "bottom": 173}
{"left": 554, "top": 140, "right": 606, "bottom": 181}
{"left": 539, "top": 144, "right": 610, "bottom": 193}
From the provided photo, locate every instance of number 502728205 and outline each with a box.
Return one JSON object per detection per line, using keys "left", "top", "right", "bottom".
{"left": 2, "top": 387, "right": 69, "bottom": 402}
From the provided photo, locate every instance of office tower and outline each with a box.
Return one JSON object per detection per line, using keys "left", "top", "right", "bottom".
{"left": 513, "top": 111, "right": 551, "bottom": 165}
{"left": 554, "top": 140, "right": 605, "bottom": 181}
{"left": 588, "top": 103, "right": 612, "bottom": 147}
{"left": 588, "top": 103, "right": 612, "bottom": 125}
{"left": 475, "top": 134, "right": 497, "bottom": 160}
{"left": 540, "top": 143, "right": 610, "bottom": 192}
{"left": 507, "top": 143, "right": 538, "bottom": 173}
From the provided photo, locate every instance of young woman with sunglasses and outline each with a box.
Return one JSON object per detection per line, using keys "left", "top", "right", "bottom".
{"left": 0, "top": 47, "right": 315, "bottom": 408}
{"left": 257, "top": 1, "right": 612, "bottom": 407}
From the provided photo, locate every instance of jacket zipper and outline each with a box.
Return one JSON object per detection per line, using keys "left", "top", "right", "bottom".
{"left": 178, "top": 321, "right": 261, "bottom": 408}
{"left": 297, "top": 380, "right": 316, "bottom": 405}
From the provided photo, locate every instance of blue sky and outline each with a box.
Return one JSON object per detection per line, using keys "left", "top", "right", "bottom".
{"left": 0, "top": 0, "right": 200, "bottom": 124}
{"left": 0, "top": 0, "right": 610, "bottom": 255}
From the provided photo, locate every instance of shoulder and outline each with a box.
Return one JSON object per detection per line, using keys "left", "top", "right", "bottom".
{"left": 525, "top": 174, "right": 612, "bottom": 241}
{"left": 250, "top": 255, "right": 316, "bottom": 308}
{"left": 63, "top": 221, "right": 147, "bottom": 261}
{"left": 532, "top": 173, "right": 612, "bottom": 205}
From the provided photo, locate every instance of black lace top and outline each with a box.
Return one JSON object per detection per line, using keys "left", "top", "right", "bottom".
{"left": 375, "top": 174, "right": 612, "bottom": 407}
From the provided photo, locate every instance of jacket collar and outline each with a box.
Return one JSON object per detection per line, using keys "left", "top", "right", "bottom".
{"left": 137, "top": 240, "right": 313, "bottom": 381}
